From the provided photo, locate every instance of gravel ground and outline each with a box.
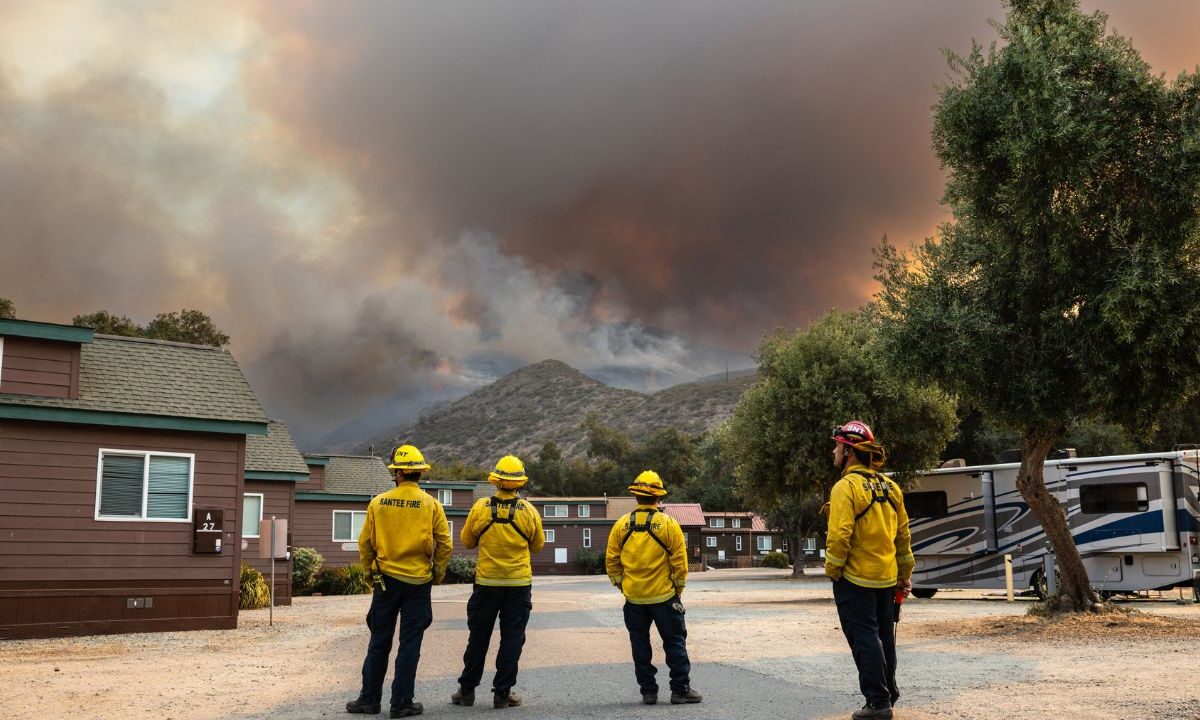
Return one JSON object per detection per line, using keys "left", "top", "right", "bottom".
{"left": 2, "top": 569, "right": 1199, "bottom": 720}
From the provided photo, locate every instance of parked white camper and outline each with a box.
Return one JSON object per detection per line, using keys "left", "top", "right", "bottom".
{"left": 908, "top": 450, "right": 1200, "bottom": 598}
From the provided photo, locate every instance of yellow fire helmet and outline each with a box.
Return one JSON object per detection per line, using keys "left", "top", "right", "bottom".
{"left": 488, "top": 454, "right": 528, "bottom": 490}
{"left": 628, "top": 470, "right": 668, "bottom": 498}
{"left": 387, "top": 444, "right": 431, "bottom": 472}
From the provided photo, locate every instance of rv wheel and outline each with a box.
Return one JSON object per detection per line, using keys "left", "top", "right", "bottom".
{"left": 1032, "top": 569, "right": 1062, "bottom": 601}
{"left": 911, "top": 588, "right": 937, "bottom": 599}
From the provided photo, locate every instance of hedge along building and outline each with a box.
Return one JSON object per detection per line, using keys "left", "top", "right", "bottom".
{"left": 0, "top": 318, "right": 270, "bottom": 639}
{"left": 525, "top": 495, "right": 638, "bottom": 574}
{"left": 241, "top": 420, "right": 309, "bottom": 606}
{"left": 293, "top": 454, "right": 475, "bottom": 568}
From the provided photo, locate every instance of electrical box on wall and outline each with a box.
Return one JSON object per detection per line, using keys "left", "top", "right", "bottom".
{"left": 193, "top": 508, "right": 224, "bottom": 554}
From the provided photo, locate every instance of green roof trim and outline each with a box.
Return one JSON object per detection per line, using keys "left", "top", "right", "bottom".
{"left": 0, "top": 319, "right": 94, "bottom": 344}
{"left": 302, "top": 456, "right": 331, "bottom": 466}
{"left": 0, "top": 404, "right": 268, "bottom": 435}
{"left": 296, "top": 491, "right": 374, "bottom": 502}
{"left": 245, "top": 471, "right": 309, "bottom": 482}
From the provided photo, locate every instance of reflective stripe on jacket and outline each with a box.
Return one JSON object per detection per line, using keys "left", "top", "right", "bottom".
{"left": 461, "top": 492, "right": 545, "bottom": 586}
{"left": 359, "top": 481, "right": 453, "bottom": 584}
{"left": 605, "top": 507, "right": 688, "bottom": 604}
{"left": 824, "top": 463, "right": 914, "bottom": 588}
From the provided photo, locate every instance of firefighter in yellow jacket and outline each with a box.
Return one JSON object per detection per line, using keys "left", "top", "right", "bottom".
{"left": 346, "top": 444, "right": 452, "bottom": 718}
{"left": 825, "top": 421, "right": 913, "bottom": 720}
{"left": 451, "top": 455, "right": 544, "bottom": 710}
{"left": 606, "top": 471, "right": 702, "bottom": 706}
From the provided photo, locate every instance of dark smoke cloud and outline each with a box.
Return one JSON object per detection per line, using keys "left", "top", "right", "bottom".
{"left": 2, "top": 1, "right": 1197, "bottom": 442}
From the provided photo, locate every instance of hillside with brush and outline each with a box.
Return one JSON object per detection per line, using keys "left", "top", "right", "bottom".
{"left": 354, "top": 359, "right": 756, "bottom": 465}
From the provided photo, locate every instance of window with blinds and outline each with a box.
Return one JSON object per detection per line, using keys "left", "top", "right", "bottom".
{"left": 332, "top": 510, "right": 367, "bottom": 542}
{"left": 96, "top": 451, "right": 194, "bottom": 521}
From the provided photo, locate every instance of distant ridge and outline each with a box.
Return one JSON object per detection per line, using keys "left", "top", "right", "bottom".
{"left": 352, "top": 359, "right": 756, "bottom": 466}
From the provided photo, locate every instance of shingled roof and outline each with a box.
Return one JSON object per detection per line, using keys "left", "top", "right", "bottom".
{"left": 321, "top": 455, "right": 393, "bottom": 496}
{"left": 0, "top": 334, "right": 267, "bottom": 425}
{"left": 245, "top": 420, "right": 309, "bottom": 475}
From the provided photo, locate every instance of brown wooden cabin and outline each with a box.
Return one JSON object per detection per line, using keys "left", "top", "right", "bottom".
{"left": 525, "top": 496, "right": 636, "bottom": 574}
{"left": 293, "top": 455, "right": 475, "bottom": 568}
{"left": 699, "top": 511, "right": 788, "bottom": 568}
{"left": 0, "top": 319, "right": 271, "bottom": 639}
{"left": 660, "top": 502, "right": 708, "bottom": 572}
{"left": 241, "top": 420, "right": 310, "bottom": 605}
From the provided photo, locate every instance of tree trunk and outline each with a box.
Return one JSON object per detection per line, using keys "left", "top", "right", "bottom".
{"left": 1016, "top": 435, "right": 1099, "bottom": 611}
{"left": 791, "top": 516, "right": 805, "bottom": 578}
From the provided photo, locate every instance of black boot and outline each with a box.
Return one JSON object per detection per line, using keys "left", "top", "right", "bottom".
{"left": 851, "top": 702, "right": 893, "bottom": 719}
{"left": 451, "top": 686, "right": 475, "bottom": 706}
{"left": 390, "top": 701, "right": 423, "bottom": 718}
{"left": 345, "top": 697, "right": 381, "bottom": 714}
{"left": 641, "top": 691, "right": 658, "bottom": 705}
{"left": 670, "top": 688, "right": 703, "bottom": 704}
{"left": 494, "top": 691, "right": 523, "bottom": 709}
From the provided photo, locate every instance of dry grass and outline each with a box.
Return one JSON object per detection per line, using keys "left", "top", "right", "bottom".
{"left": 913, "top": 609, "right": 1200, "bottom": 642}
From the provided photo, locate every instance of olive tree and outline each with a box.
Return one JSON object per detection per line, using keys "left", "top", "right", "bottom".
{"left": 876, "top": 0, "right": 1200, "bottom": 610}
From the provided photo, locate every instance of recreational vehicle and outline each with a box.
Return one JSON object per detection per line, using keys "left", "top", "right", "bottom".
{"left": 908, "top": 450, "right": 1200, "bottom": 598}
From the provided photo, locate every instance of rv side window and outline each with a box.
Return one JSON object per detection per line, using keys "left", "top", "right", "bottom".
{"left": 1080, "top": 483, "right": 1148, "bottom": 514}
{"left": 905, "top": 491, "right": 948, "bottom": 518}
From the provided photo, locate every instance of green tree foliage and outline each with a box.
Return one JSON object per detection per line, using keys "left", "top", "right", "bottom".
{"left": 684, "top": 424, "right": 740, "bottom": 511}
{"left": 143, "top": 309, "right": 231, "bottom": 346}
{"left": 876, "top": 0, "right": 1200, "bottom": 611}
{"left": 291, "top": 547, "right": 324, "bottom": 595}
{"left": 527, "top": 440, "right": 567, "bottom": 495}
{"left": 72, "top": 311, "right": 141, "bottom": 336}
{"left": 728, "top": 309, "right": 958, "bottom": 576}
{"left": 0, "top": 298, "right": 15, "bottom": 319}
{"left": 429, "top": 461, "right": 488, "bottom": 484}
{"left": 238, "top": 565, "right": 270, "bottom": 610}
{"left": 72, "top": 308, "right": 230, "bottom": 346}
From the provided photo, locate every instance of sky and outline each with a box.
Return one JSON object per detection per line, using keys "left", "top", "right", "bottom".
{"left": 2, "top": 1, "right": 1198, "bottom": 444}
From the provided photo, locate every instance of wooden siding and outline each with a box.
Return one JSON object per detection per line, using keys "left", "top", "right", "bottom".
{"left": 305, "top": 464, "right": 325, "bottom": 491}
{"left": 0, "top": 420, "right": 243, "bottom": 639}
{"left": 0, "top": 336, "right": 79, "bottom": 399}
{"left": 241, "top": 480, "right": 294, "bottom": 605}
{"left": 532, "top": 501, "right": 607, "bottom": 520}
{"left": 293, "top": 499, "right": 365, "bottom": 568}
{"left": 533, "top": 523, "right": 612, "bottom": 574}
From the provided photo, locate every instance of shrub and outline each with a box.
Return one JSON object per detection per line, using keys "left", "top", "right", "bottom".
{"left": 576, "top": 547, "right": 602, "bottom": 575}
{"left": 760, "top": 551, "right": 791, "bottom": 569}
{"left": 445, "top": 556, "right": 477, "bottom": 584}
{"left": 292, "top": 547, "right": 324, "bottom": 595}
{"left": 239, "top": 564, "right": 270, "bottom": 609}
{"left": 343, "top": 563, "right": 374, "bottom": 594}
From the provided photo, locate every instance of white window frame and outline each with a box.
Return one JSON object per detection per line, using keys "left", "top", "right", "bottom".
{"left": 332, "top": 510, "right": 367, "bottom": 542}
{"left": 94, "top": 449, "right": 195, "bottom": 523}
{"left": 242, "top": 493, "right": 264, "bottom": 538}
{"left": 735, "top": 535, "right": 743, "bottom": 551}
{"left": 448, "top": 520, "right": 454, "bottom": 539}
{"left": 805, "top": 537, "right": 817, "bottom": 552}
{"left": 577, "top": 504, "right": 591, "bottom": 518}
{"left": 545, "top": 528, "right": 556, "bottom": 543}
{"left": 438, "top": 488, "right": 453, "bottom": 506}
{"left": 0, "top": 336, "right": 5, "bottom": 385}
{"left": 757, "top": 536, "right": 773, "bottom": 552}
{"left": 706, "top": 536, "right": 717, "bottom": 548}
{"left": 709, "top": 517, "right": 725, "bottom": 528}
{"left": 582, "top": 528, "right": 591, "bottom": 548}
{"left": 544, "top": 505, "right": 568, "bottom": 518}
{"left": 731, "top": 518, "right": 742, "bottom": 529}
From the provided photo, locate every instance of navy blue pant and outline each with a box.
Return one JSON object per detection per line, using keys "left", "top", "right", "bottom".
{"left": 457, "top": 584, "right": 533, "bottom": 694}
{"left": 360, "top": 577, "right": 433, "bottom": 707}
{"left": 622, "top": 597, "right": 691, "bottom": 694}
{"left": 833, "top": 578, "right": 898, "bottom": 707}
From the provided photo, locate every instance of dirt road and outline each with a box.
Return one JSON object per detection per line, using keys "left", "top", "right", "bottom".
{"left": 2, "top": 570, "right": 1198, "bottom": 720}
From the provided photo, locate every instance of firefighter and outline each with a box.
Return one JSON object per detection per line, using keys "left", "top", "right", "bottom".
{"left": 346, "top": 444, "right": 452, "bottom": 718}
{"left": 606, "top": 471, "right": 702, "bottom": 706}
{"left": 825, "top": 421, "right": 913, "bottom": 720}
{"left": 451, "top": 455, "right": 545, "bottom": 709}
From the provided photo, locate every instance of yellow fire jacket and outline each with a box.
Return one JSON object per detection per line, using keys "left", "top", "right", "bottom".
{"left": 606, "top": 506, "right": 688, "bottom": 604}
{"left": 825, "top": 463, "right": 914, "bottom": 588}
{"left": 461, "top": 491, "right": 546, "bottom": 586}
{"left": 359, "top": 481, "right": 453, "bottom": 585}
